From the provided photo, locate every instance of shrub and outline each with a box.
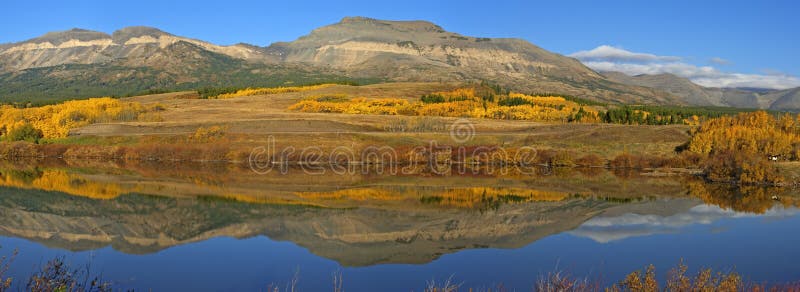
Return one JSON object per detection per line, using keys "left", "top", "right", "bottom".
{"left": 575, "top": 154, "right": 606, "bottom": 167}
{"left": 610, "top": 153, "right": 636, "bottom": 169}
{"left": 191, "top": 126, "right": 226, "bottom": 143}
{"left": 610, "top": 153, "right": 669, "bottom": 169}
{"left": 666, "top": 151, "right": 704, "bottom": 168}
{"left": 703, "top": 151, "right": 783, "bottom": 185}
{"left": 0, "top": 97, "right": 151, "bottom": 138}
{"left": 5, "top": 123, "right": 42, "bottom": 143}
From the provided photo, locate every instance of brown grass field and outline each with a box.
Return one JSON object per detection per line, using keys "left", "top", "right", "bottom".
{"left": 69, "top": 82, "right": 691, "bottom": 159}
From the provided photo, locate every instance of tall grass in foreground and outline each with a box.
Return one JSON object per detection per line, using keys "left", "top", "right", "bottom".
{"left": 2, "top": 250, "right": 800, "bottom": 291}
{"left": 253, "top": 262, "right": 800, "bottom": 292}
{"left": 0, "top": 251, "right": 110, "bottom": 292}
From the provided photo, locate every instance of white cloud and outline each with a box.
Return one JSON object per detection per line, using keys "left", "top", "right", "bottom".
{"left": 570, "top": 45, "right": 800, "bottom": 90}
{"left": 709, "top": 57, "right": 732, "bottom": 65}
{"left": 570, "top": 45, "right": 681, "bottom": 62}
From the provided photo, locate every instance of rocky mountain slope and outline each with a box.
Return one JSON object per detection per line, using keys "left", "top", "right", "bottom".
{"left": 2, "top": 17, "right": 797, "bottom": 108}
{"left": 0, "top": 17, "right": 676, "bottom": 105}
{"left": 0, "top": 26, "right": 269, "bottom": 72}
{"left": 0, "top": 27, "right": 355, "bottom": 104}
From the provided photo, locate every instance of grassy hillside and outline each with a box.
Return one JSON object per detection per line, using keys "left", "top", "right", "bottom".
{"left": 0, "top": 63, "right": 379, "bottom": 106}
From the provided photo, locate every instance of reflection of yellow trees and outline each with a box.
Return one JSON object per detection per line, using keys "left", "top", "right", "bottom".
{"left": 296, "top": 188, "right": 404, "bottom": 202}
{"left": 295, "top": 187, "right": 568, "bottom": 209}
{"left": 686, "top": 181, "right": 800, "bottom": 214}
{"left": 0, "top": 169, "right": 126, "bottom": 200}
{"left": 212, "top": 84, "right": 337, "bottom": 99}
{"left": 289, "top": 89, "right": 601, "bottom": 123}
{"left": 422, "top": 187, "right": 568, "bottom": 209}
{"left": 217, "top": 193, "right": 326, "bottom": 207}
{"left": 0, "top": 167, "right": 325, "bottom": 206}
{"left": 0, "top": 97, "right": 157, "bottom": 139}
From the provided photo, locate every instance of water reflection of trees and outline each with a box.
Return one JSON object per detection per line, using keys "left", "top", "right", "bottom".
{"left": 0, "top": 160, "right": 797, "bottom": 213}
{"left": 686, "top": 182, "right": 798, "bottom": 213}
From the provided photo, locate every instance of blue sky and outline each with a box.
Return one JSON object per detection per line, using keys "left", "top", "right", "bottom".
{"left": 1, "top": 0, "right": 798, "bottom": 88}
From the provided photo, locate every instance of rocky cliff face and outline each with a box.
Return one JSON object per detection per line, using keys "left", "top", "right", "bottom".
{"left": 0, "top": 27, "right": 271, "bottom": 73}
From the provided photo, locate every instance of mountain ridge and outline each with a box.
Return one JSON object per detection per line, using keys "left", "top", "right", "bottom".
{"left": 0, "top": 17, "right": 796, "bottom": 109}
{"left": 603, "top": 71, "right": 800, "bottom": 110}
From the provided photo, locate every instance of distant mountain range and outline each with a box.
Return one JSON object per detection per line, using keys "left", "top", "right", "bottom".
{"left": 602, "top": 71, "right": 800, "bottom": 110}
{"left": 1, "top": 16, "right": 798, "bottom": 110}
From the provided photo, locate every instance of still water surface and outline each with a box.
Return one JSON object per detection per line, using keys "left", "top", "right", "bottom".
{"left": 0, "top": 162, "right": 798, "bottom": 291}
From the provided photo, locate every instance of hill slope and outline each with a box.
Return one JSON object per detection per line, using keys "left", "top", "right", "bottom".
{"left": 265, "top": 17, "right": 678, "bottom": 104}
{"left": 603, "top": 71, "right": 800, "bottom": 110}
{"left": 0, "top": 17, "right": 729, "bottom": 105}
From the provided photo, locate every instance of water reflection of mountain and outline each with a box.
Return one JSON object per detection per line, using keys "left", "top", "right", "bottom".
{"left": 0, "top": 163, "right": 796, "bottom": 266}
{"left": 570, "top": 203, "right": 800, "bottom": 243}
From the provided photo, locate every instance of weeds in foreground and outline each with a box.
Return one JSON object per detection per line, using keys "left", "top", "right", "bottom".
{"left": 424, "top": 274, "right": 461, "bottom": 292}
{"left": 0, "top": 249, "right": 16, "bottom": 292}
{"left": 332, "top": 270, "right": 343, "bottom": 292}
{"left": 535, "top": 270, "right": 597, "bottom": 292}
{"left": 4, "top": 252, "right": 800, "bottom": 292}
{"left": 266, "top": 268, "right": 300, "bottom": 292}
{"left": 26, "top": 257, "right": 111, "bottom": 292}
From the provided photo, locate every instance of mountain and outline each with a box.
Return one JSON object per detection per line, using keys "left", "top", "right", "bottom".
{"left": 0, "top": 27, "right": 359, "bottom": 104}
{"left": 764, "top": 87, "right": 800, "bottom": 111}
{"left": 603, "top": 71, "right": 800, "bottom": 111}
{"left": 0, "top": 26, "right": 270, "bottom": 72}
{"left": 269, "top": 17, "right": 682, "bottom": 104}
{"left": 0, "top": 17, "right": 677, "bottom": 105}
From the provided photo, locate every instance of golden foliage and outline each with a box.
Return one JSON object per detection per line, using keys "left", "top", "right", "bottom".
{"left": 609, "top": 262, "right": 742, "bottom": 292}
{"left": 290, "top": 97, "right": 414, "bottom": 115}
{"left": 0, "top": 97, "right": 156, "bottom": 139}
{"left": 288, "top": 88, "right": 601, "bottom": 123}
{"left": 191, "top": 126, "right": 226, "bottom": 143}
{"left": 688, "top": 111, "right": 800, "bottom": 159}
{"left": 212, "top": 84, "right": 338, "bottom": 99}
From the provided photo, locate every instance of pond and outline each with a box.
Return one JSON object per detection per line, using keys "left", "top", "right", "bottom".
{"left": 0, "top": 161, "right": 798, "bottom": 291}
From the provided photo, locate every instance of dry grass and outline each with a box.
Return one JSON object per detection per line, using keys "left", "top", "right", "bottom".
{"left": 66, "top": 82, "right": 688, "bottom": 160}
